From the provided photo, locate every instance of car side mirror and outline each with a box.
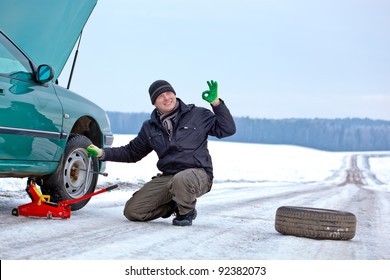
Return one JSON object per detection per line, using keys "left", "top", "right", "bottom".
{"left": 36, "top": 64, "right": 54, "bottom": 84}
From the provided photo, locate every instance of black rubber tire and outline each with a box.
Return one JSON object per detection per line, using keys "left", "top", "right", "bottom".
{"left": 39, "top": 134, "right": 99, "bottom": 211}
{"left": 275, "top": 206, "right": 357, "bottom": 240}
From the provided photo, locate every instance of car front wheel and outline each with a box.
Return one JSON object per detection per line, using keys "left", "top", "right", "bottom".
{"left": 39, "top": 134, "right": 99, "bottom": 211}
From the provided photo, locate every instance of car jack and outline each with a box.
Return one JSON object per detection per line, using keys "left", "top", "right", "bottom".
{"left": 12, "top": 178, "right": 118, "bottom": 219}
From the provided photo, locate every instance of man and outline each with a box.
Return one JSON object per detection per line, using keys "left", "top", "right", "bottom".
{"left": 87, "top": 80, "right": 236, "bottom": 226}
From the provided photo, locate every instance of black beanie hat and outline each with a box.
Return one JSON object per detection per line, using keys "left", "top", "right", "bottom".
{"left": 149, "top": 80, "right": 176, "bottom": 104}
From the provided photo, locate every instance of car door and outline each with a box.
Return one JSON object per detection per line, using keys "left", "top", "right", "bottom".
{"left": 0, "top": 32, "right": 63, "bottom": 161}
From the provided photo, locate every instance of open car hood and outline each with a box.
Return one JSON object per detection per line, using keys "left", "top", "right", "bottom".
{"left": 0, "top": 0, "right": 97, "bottom": 81}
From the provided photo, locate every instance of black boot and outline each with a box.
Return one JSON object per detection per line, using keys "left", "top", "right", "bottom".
{"left": 172, "top": 209, "right": 197, "bottom": 226}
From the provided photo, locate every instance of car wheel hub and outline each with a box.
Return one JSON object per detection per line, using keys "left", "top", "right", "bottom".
{"left": 64, "top": 149, "right": 92, "bottom": 198}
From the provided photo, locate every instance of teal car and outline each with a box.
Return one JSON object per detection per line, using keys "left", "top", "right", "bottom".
{"left": 0, "top": 0, "right": 113, "bottom": 210}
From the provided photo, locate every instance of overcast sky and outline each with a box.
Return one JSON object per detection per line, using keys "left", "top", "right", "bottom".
{"left": 61, "top": 0, "right": 390, "bottom": 120}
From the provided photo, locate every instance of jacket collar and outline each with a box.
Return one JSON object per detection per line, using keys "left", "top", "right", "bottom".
{"left": 150, "top": 98, "right": 193, "bottom": 125}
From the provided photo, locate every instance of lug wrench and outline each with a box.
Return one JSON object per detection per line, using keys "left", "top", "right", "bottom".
{"left": 71, "top": 166, "right": 108, "bottom": 177}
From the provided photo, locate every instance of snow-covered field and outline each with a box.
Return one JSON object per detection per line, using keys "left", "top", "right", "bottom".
{"left": 1, "top": 135, "right": 390, "bottom": 278}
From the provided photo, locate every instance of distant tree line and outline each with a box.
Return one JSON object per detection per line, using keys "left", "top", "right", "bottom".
{"left": 106, "top": 111, "right": 390, "bottom": 151}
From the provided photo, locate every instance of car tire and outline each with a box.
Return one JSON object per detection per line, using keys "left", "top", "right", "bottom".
{"left": 39, "top": 134, "right": 99, "bottom": 211}
{"left": 275, "top": 206, "right": 357, "bottom": 240}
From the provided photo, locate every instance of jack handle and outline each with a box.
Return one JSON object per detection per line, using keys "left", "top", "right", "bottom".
{"left": 59, "top": 184, "right": 119, "bottom": 207}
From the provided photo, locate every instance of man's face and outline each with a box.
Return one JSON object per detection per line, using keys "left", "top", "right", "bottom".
{"left": 154, "top": 91, "right": 177, "bottom": 114}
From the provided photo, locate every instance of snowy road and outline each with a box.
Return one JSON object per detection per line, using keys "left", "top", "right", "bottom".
{"left": 1, "top": 144, "right": 390, "bottom": 260}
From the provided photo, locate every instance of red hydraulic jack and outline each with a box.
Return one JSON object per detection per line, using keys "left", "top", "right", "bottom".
{"left": 12, "top": 178, "right": 118, "bottom": 219}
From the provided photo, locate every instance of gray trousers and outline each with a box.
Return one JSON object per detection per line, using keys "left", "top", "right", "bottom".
{"left": 123, "top": 168, "right": 212, "bottom": 221}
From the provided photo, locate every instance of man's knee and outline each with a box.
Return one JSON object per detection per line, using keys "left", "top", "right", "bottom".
{"left": 171, "top": 168, "right": 210, "bottom": 195}
{"left": 123, "top": 200, "right": 148, "bottom": 221}
{"left": 123, "top": 208, "right": 150, "bottom": 221}
{"left": 124, "top": 205, "right": 139, "bottom": 221}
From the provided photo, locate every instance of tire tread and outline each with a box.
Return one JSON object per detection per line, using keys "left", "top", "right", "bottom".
{"left": 275, "top": 206, "right": 356, "bottom": 240}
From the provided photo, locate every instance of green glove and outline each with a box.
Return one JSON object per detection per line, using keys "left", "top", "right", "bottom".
{"left": 202, "top": 80, "right": 218, "bottom": 103}
{"left": 86, "top": 144, "right": 102, "bottom": 158}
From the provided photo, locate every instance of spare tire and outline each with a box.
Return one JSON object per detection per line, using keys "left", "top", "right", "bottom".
{"left": 275, "top": 206, "right": 357, "bottom": 240}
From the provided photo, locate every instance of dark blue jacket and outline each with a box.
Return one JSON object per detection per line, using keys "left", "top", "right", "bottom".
{"left": 103, "top": 98, "right": 236, "bottom": 179}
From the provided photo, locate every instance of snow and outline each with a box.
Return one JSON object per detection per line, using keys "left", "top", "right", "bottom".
{"left": 1, "top": 135, "right": 390, "bottom": 278}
